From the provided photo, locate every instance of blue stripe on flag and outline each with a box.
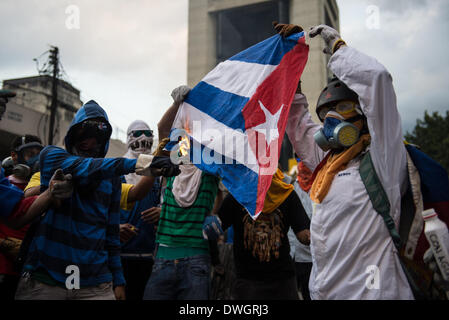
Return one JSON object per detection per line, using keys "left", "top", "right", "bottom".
{"left": 189, "top": 141, "right": 258, "bottom": 215}
{"left": 406, "top": 144, "right": 449, "bottom": 203}
{"left": 185, "top": 81, "right": 248, "bottom": 131}
{"left": 229, "top": 32, "right": 303, "bottom": 65}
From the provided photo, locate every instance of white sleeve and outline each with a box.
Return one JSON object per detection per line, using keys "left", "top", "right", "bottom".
{"left": 286, "top": 93, "right": 327, "bottom": 172}
{"left": 328, "top": 46, "right": 407, "bottom": 198}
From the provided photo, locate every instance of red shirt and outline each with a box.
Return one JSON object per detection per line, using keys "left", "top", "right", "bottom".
{"left": 0, "top": 178, "right": 37, "bottom": 275}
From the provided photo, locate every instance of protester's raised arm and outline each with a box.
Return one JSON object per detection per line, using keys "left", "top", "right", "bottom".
{"left": 158, "top": 85, "right": 191, "bottom": 139}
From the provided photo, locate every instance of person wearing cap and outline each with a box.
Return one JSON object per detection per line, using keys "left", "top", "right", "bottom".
{"left": 274, "top": 23, "right": 414, "bottom": 299}
{"left": 0, "top": 135, "right": 44, "bottom": 299}
{"left": 5, "top": 135, "right": 44, "bottom": 189}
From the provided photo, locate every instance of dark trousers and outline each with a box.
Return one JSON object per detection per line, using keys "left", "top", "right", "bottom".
{"left": 0, "top": 274, "right": 19, "bottom": 300}
{"left": 295, "top": 262, "right": 312, "bottom": 300}
{"left": 232, "top": 275, "right": 299, "bottom": 300}
{"left": 143, "top": 255, "right": 211, "bottom": 300}
{"left": 121, "top": 259, "right": 154, "bottom": 301}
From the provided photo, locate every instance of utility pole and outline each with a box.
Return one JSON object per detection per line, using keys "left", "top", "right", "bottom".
{"left": 48, "top": 46, "right": 59, "bottom": 145}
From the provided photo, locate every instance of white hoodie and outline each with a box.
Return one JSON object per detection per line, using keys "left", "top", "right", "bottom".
{"left": 285, "top": 46, "right": 414, "bottom": 300}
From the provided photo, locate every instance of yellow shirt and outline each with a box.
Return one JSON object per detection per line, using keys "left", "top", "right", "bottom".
{"left": 25, "top": 171, "right": 134, "bottom": 211}
{"left": 24, "top": 172, "right": 41, "bottom": 191}
{"left": 120, "top": 183, "right": 135, "bottom": 211}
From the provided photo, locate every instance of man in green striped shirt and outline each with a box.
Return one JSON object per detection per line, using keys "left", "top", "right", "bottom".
{"left": 143, "top": 168, "right": 218, "bottom": 300}
{"left": 143, "top": 85, "right": 219, "bottom": 300}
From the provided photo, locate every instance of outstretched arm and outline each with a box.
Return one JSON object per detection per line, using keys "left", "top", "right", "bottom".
{"left": 126, "top": 176, "right": 156, "bottom": 203}
{"left": 5, "top": 169, "right": 73, "bottom": 229}
{"left": 285, "top": 81, "right": 326, "bottom": 172}
{"left": 39, "top": 146, "right": 137, "bottom": 188}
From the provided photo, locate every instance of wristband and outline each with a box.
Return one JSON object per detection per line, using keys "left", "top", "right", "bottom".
{"left": 332, "top": 39, "right": 346, "bottom": 54}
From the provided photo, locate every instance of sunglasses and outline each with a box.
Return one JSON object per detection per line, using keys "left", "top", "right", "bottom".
{"left": 80, "top": 120, "right": 109, "bottom": 131}
{"left": 132, "top": 130, "right": 153, "bottom": 138}
{"left": 75, "top": 120, "right": 109, "bottom": 140}
{"left": 318, "top": 101, "right": 359, "bottom": 121}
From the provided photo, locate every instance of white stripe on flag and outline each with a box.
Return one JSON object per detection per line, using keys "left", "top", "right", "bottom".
{"left": 173, "top": 102, "right": 259, "bottom": 174}
{"left": 202, "top": 60, "right": 277, "bottom": 98}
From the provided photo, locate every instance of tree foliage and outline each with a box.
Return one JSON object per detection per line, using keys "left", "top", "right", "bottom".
{"left": 405, "top": 110, "right": 449, "bottom": 173}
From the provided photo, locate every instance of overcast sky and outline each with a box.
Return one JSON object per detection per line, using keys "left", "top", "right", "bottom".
{"left": 1, "top": 0, "right": 448, "bottom": 142}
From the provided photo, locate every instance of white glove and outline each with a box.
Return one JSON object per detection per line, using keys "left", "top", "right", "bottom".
{"left": 309, "top": 24, "right": 344, "bottom": 55}
{"left": 135, "top": 154, "right": 155, "bottom": 176}
{"left": 171, "top": 85, "right": 191, "bottom": 104}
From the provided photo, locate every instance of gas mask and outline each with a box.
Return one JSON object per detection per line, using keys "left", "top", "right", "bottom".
{"left": 313, "top": 104, "right": 364, "bottom": 152}
{"left": 314, "top": 77, "right": 366, "bottom": 152}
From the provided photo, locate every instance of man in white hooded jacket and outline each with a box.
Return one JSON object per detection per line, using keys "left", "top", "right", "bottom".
{"left": 277, "top": 23, "right": 414, "bottom": 299}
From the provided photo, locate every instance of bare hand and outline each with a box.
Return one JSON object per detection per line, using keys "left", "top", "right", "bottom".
{"left": 119, "top": 223, "right": 138, "bottom": 243}
{"left": 114, "top": 285, "right": 126, "bottom": 300}
{"left": 141, "top": 207, "right": 161, "bottom": 224}
{"left": 297, "top": 229, "right": 311, "bottom": 245}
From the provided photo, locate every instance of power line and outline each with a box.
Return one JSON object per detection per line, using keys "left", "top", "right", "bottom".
{"left": 33, "top": 50, "right": 50, "bottom": 75}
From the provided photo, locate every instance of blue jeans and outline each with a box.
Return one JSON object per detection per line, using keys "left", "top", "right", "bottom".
{"left": 143, "top": 254, "right": 211, "bottom": 300}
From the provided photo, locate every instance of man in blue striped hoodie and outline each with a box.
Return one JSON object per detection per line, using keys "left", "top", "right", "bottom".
{"left": 14, "top": 100, "right": 179, "bottom": 300}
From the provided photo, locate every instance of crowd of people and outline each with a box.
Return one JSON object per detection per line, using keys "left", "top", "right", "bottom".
{"left": 0, "top": 23, "right": 447, "bottom": 300}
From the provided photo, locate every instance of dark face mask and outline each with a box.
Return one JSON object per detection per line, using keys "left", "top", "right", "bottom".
{"left": 71, "top": 120, "right": 109, "bottom": 158}
{"left": 73, "top": 144, "right": 103, "bottom": 158}
{"left": 13, "top": 146, "right": 42, "bottom": 179}
{"left": 25, "top": 154, "right": 40, "bottom": 174}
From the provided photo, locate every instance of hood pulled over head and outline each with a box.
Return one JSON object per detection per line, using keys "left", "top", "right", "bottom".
{"left": 125, "top": 120, "right": 153, "bottom": 157}
{"left": 64, "top": 100, "right": 112, "bottom": 157}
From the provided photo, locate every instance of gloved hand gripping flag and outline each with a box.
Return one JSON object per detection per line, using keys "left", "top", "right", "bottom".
{"left": 171, "top": 32, "right": 309, "bottom": 218}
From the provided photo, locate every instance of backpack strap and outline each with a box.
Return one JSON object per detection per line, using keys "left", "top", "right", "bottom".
{"left": 359, "top": 150, "right": 431, "bottom": 299}
{"left": 359, "top": 150, "right": 402, "bottom": 250}
{"left": 401, "top": 149, "right": 424, "bottom": 259}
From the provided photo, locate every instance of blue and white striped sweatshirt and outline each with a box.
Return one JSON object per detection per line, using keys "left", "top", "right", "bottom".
{"left": 24, "top": 100, "right": 137, "bottom": 287}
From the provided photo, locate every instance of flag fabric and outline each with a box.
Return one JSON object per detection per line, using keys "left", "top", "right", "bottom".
{"left": 405, "top": 144, "right": 449, "bottom": 262}
{"left": 172, "top": 32, "right": 309, "bottom": 218}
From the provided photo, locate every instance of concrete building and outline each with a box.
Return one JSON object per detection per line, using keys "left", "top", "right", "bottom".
{"left": 0, "top": 75, "right": 126, "bottom": 160}
{"left": 187, "top": 0, "right": 339, "bottom": 170}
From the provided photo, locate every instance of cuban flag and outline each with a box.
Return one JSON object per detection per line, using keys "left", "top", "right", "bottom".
{"left": 172, "top": 32, "right": 309, "bottom": 218}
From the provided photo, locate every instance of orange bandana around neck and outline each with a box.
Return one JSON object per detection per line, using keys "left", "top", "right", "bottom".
{"left": 310, "top": 134, "right": 371, "bottom": 203}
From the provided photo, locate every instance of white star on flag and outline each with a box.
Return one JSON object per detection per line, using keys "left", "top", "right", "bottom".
{"left": 250, "top": 100, "right": 284, "bottom": 145}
